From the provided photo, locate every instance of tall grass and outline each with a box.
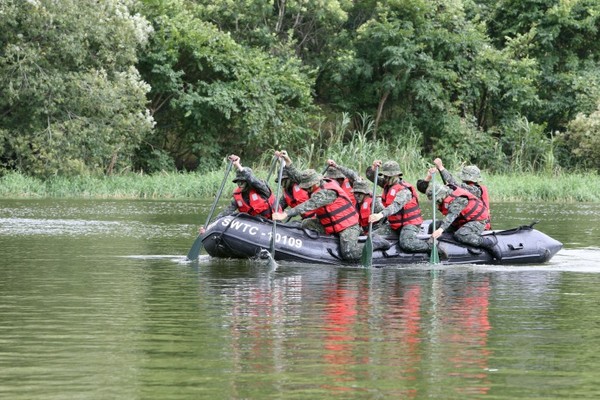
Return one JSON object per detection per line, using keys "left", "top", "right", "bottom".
{"left": 1, "top": 169, "right": 599, "bottom": 202}
{"left": 289, "top": 112, "right": 428, "bottom": 177}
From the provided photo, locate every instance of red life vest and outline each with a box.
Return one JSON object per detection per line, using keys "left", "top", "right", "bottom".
{"left": 478, "top": 184, "right": 492, "bottom": 230}
{"left": 283, "top": 184, "right": 314, "bottom": 218}
{"left": 356, "top": 195, "right": 373, "bottom": 231}
{"left": 233, "top": 187, "right": 279, "bottom": 218}
{"left": 381, "top": 181, "right": 424, "bottom": 230}
{"left": 340, "top": 178, "right": 357, "bottom": 206}
{"left": 438, "top": 186, "right": 489, "bottom": 229}
{"left": 313, "top": 179, "right": 359, "bottom": 234}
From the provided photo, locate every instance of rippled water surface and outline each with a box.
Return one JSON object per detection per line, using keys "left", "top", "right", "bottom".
{"left": 1, "top": 199, "right": 599, "bottom": 399}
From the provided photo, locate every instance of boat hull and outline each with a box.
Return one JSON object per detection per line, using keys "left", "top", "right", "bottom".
{"left": 201, "top": 213, "right": 563, "bottom": 266}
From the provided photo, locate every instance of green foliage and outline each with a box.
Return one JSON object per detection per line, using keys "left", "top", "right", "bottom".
{"left": 484, "top": 0, "right": 600, "bottom": 132}
{"left": 136, "top": 0, "right": 318, "bottom": 171}
{"left": 1, "top": 0, "right": 599, "bottom": 179}
{"left": 559, "top": 104, "right": 600, "bottom": 172}
{"left": 322, "top": 0, "right": 539, "bottom": 155}
{"left": 496, "top": 116, "right": 555, "bottom": 173}
{"left": 288, "top": 112, "right": 428, "bottom": 178}
{"left": 0, "top": 0, "right": 154, "bottom": 177}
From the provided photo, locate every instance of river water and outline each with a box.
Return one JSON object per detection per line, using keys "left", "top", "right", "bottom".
{"left": 1, "top": 199, "right": 599, "bottom": 399}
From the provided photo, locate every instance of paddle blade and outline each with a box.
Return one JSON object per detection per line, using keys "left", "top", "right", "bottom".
{"left": 361, "top": 235, "right": 373, "bottom": 268}
{"left": 186, "top": 235, "right": 203, "bottom": 261}
{"left": 269, "top": 229, "right": 275, "bottom": 255}
{"left": 429, "top": 239, "right": 440, "bottom": 264}
{"left": 267, "top": 253, "right": 278, "bottom": 271}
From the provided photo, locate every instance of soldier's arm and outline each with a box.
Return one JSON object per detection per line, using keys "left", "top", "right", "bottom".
{"left": 336, "top": 164, "right": 361, "bottom": 184}
{"left": 241, "top": 167, "right": 272, "bottom": 198}
{"left": 284, "top": 164, "right": 302, "bottom": 183}
{"left": 287, "top": 189, "right": 337, "bottom": 218}
{"left": 380, "top": 187, "right": 411, "bottom": 217}
{"left": 439, "top": 169, "right": 457, "bottom": 186}
{"left": 366, "top": 166, "right": 386, "bottom": 188}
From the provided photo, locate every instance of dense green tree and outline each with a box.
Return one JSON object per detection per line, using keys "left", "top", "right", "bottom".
{"left": 195, "top": 0, "right": 352, "bottom": 65}
{"left": 483, "top": 0, "right": 600, "bottom": 132}
{"left": 135, "top": 0, "right": 317, "bottom": 171}
{"left": 320, "top": 0, "right": 539, "bottom": 168}
{"left": 559, "top": 103, "right": 600, "bottom": 171}
{"left": 0, "top": 0, "right": 154, "bottom": 177}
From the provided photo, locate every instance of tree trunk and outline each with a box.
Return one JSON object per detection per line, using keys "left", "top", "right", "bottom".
{"left": 374, "top": 90, "right": 390, "bottom": 141}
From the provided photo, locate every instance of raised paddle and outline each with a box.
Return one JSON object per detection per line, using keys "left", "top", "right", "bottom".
{"left": 186, "top": 159, "right": 234, "bottom": 261}
{"left": 268, "top": 157, "right": 286, "bottom": 270}
{"left": 360, "top": 165, "right": 379, "bottom": 268}
{"left": 429, "top": 172, "right": 440, "bottom": 264}
{"left": 266, "top": 155, "right": 278, "bottom": 182}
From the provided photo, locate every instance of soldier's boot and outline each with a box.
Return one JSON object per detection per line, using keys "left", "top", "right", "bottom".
{"left": 371, "top": 234, "right": 392, "bottom": 251}
{"left": 481, "top": 236, "right": 503, "bottom": 260}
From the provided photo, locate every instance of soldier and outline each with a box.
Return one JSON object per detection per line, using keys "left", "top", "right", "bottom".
{"left": 198, "top": 155, "right": 278, "bottom": 235}
{"left": 351, "top": 179, "right": 383, "bottom": 234}
{"left": 427, "top": 182, "right": 502, "bottom": 260}
{"left": 272, "top": 168, "right": 390, "bottom": 262}
{"left": 323, "top": 161, "right": 357, "bottom": 206}
{"left": 272, "top": 151, "right": 314, "bottom": 219}
{"left": 418, "top": 158, "right": 492, "bottom": 229}
{"left": 366, "top": 160, "right": 432, "bottom": 254}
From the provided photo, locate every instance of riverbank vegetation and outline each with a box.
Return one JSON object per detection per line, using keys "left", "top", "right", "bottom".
{"left": 2, "top": 1, "right": 600, "bottom": 184}
{"left": 2, "top": 164, "right": 599, "bottom": 203}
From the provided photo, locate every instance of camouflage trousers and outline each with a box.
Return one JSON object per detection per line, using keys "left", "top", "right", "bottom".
{"left": 451, "top": 220, "right": 486, "bottom": 247}
{"left": 301, "top": 218, "right": 363, "bottom": 261}
{"left": 375, "top": 223, "right": 430, "bottom": 253}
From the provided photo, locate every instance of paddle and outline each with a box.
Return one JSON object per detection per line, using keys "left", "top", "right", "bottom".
{"left": 267, "top": 157, "right": 286, "bottom": 270}
{"left": 186, "top": 159, "right": 234, "bottom": 261}
{"left": 429, "top": 172, "right": 440, "bottom": 264}
{"left": 360, "top": 165, "right": 379, "bottom": 268}
{"left": 266, "top": 155, "right": 278, "bottom": 182}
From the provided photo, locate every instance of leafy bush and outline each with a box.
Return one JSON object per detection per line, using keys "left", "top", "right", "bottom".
{"left": 559, "top": 104, "right": 600, "bottom": 172}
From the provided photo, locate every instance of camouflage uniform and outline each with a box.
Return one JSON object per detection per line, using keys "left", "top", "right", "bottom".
{"left": 439, "top": 168, "right": 482, "bottom": 198}
{"left": 332, "top": 164, "right": 361, "bottom": 184}
{"left": 436, "top": 192, "right": 486, "bottom": 246}
{"left": 417, "top": 165, "right": 482, "bottom": 196}
{"left": 216, "top": 167, "right": 272, "bottom": 219}
{"left": 284, "top": 167, "right": 363, "bottom": 261}
{"left": 426, "top": 184, "right": 487, "bottom": 245}
{"left": 366, "top": 162, "right": 430, "bottom": 253}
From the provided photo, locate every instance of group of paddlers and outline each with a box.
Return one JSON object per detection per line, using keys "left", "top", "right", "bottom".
{"left": 199, "top": 151, "right": 501, "bottom": 262}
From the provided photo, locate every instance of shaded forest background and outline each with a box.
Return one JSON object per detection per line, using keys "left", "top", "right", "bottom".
{"left": 1, "top": 0, "right": 600, "bottom": 179}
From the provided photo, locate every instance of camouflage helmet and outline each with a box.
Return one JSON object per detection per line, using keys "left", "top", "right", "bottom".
{"left": 379, "top": 161, "right": 403, "bottom": 177}
{"left": 298, "top": 169, "right": 322, "bottom": 189}
{"left": 324, "top": 166, "right": 345, "bottom": 180}
{"left": 458, "top": 165, "right": 482, "bottom": 183}
{"left": 274, "top": 168, "right": 290, "bottom": 182}
{"left": 426, "top": 183, "right": 452, "bottom": 202}
{"left": 232, "top": 167, "right": 252, "bottom": 183}
{"left": 352, "top": 179, "right": 372, "bottom": 195}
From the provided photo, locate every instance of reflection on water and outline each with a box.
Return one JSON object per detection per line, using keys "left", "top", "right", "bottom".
{"left": 1, "top": 199, "right": 600, "bottom": 399}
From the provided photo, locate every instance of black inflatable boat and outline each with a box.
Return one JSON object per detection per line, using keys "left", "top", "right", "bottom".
{"left": 201, "top": 213, "right": 563, "bottom": 266}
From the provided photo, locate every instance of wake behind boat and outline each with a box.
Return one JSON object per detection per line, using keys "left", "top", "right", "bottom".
{"left": 200, "top": 213, "right": 563, "bottom": 267}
